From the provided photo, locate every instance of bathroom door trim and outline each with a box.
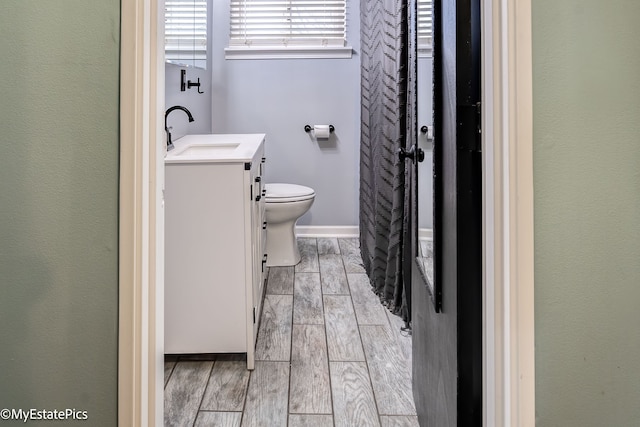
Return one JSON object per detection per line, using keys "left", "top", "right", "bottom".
{"left": 117, "top": 0, "right": 536, "bottom": 425}
{"left": 481, "top": 0, "right": 535, "bottom": 425}
{"left": 119, "top": 0, "right": 165, "bottom": 425}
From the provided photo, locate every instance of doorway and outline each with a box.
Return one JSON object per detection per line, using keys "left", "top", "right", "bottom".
{"left": 118, "top": 0, "right": 536, "bottom": 424}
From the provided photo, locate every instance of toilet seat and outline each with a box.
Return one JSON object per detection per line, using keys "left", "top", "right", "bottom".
{"left": 265, "top": 183, "right": 315, "bottom": 203}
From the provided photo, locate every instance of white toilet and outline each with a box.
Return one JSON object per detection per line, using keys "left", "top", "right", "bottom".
{"left": 265, "top": 183, "right": 315, "bottom": 266}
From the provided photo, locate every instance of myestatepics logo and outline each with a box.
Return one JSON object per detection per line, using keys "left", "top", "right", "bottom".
{"left": 0, "top": 408, "right": 88, "bottom": 422}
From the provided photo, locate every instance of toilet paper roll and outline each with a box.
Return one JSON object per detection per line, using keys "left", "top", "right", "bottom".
{"left": 313, "top": 125, "right": 331, "bottom": 139}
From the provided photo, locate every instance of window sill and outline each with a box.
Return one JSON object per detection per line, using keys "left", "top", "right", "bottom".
{"left": 224, "top": 46, "right": 353, "bottom": 60}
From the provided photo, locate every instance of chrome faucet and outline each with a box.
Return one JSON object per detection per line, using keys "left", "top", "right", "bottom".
{"left": 165, "top": 105, "right": 194, "bottom": 150}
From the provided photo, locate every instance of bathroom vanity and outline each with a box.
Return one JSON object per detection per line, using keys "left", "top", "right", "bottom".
{"left": 164, "top": 134, "right": 266, "bottom": 370}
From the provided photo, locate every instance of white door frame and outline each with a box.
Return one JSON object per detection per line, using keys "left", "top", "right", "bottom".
{"left": 117, "top": 0, "right": 536, "bottom": 425}
{"left": 482, "top": 0, "right": 535, "bottom": 425}
{"left": 119, "top": 0, "right": 165, "bottom": 424}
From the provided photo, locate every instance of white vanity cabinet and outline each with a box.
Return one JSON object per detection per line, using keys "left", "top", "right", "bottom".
{"left": 164, "top": 134, "right": 266, "bottom": 370}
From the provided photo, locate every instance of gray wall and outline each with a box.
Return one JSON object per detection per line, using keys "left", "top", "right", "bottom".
{"left": 533, "top": 1, "right": 640, "bottom": 425}
{"left": 0, "top": 1, "right": 120, "bottom": 425}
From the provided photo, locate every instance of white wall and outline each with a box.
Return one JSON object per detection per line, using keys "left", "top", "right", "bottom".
{"left": 209, "top": 1, "right": 361, "bottom": 226}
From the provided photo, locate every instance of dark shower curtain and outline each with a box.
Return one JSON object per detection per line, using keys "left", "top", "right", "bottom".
{"left": 359, "top": 0, "right": 417, "bottom": 323}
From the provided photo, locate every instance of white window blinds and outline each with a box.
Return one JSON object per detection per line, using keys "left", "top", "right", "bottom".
{"left": 417, "top": 0, "right": 432, "bottom": 52}
{"left": 165, "top": 0, "right": 207, "bottom": 66}
{"left": 229, "top": 0, "right": 347, "bottom": 47}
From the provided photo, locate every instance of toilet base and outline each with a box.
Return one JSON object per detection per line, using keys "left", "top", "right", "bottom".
{"left": 265, "top": 221, "right": 301, "bottom": 266}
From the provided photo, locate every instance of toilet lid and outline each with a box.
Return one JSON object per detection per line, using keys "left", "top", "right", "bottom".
{"left": 265, "top": 183, "right": 315, "bottom": 202}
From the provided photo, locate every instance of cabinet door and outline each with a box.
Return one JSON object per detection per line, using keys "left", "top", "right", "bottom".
{"left": 250, "top": 159, "right": 265, "bottom": 345}
{"left": 258, "top": 156, "right": 266, "bottom": 298}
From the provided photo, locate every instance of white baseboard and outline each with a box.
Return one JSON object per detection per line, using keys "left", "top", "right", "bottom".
{"left": 418, "top": 228, "right": 433, "bottom": 241}
{"left": 295, "top": 226, "right": 431, "bottom": 240}
{"left": 295, "top": 225, "right": 359, "bottom": 238}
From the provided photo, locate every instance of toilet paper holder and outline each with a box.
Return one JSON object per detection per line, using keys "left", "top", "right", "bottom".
{"left": 304, "top": 124, "right": 335, "bottom": 133}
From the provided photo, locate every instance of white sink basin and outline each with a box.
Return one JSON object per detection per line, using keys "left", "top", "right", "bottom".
{"left": 165, "top": 134, "right": 266, "bottom": 164}
{"left": 177, "top": 143, "right": 240, "bottom": 157}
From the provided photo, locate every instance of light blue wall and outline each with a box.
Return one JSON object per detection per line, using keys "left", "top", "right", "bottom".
{"left": 165, "top": 63, "right": 212, "bottom": 138}
{"left": 0, "top": 1, "right": 119, "bottom": 424}
{"left": 165, "top": 2, "right": 213, "bottom": 139}
{"left": 418, "top": 56, "right": 433, "bottom": 229}
{"left": 533, "top": 1, "right": 640, "bottom": 425}
{"left": 209, "top": 1, "right": 362, "bottom": 226}
{"left": 167, "top": 1, "right": 435, "bottom": 229}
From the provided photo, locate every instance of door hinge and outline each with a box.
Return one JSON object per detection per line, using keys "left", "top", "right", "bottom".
{"left": 457, "top": 102, "right": 482, "bottom": 152}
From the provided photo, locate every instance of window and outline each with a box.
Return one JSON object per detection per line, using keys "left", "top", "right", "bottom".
{"left": 165, "top": 0, "right": 207, "bottom": 68}
{"left": 418, "top": 0, "right": 432, "bottom": 55}
{"left": 226, "top": 0, "right": 351, "bottom": 59}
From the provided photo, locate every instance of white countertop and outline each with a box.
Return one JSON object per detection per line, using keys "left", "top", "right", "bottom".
{"left": 164, "top": 133, "right": 265, "bottom": 164}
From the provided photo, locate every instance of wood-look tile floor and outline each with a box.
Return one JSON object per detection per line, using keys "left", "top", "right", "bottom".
{"left": 164, "top": 237, "right": 418, "bottom": 427}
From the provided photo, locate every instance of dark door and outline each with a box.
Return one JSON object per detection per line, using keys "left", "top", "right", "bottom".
{"left": 409, "top": 0, "right": 482, "bottom": 424}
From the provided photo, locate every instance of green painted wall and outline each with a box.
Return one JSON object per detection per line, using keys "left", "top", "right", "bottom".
{"left": 533, "top": 1, "right": 640, "bottom": 425}
{"left": 0, "top": 1, "right": 120, "bottom": 425}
